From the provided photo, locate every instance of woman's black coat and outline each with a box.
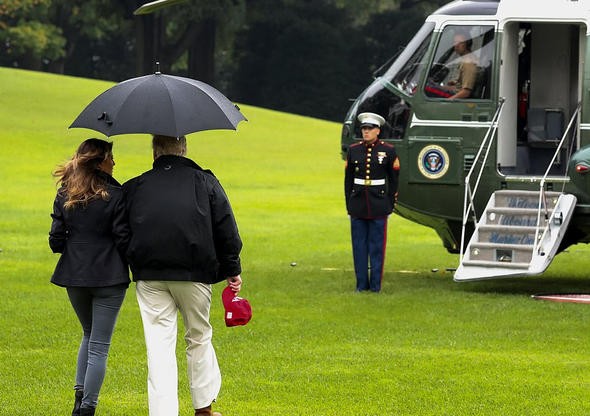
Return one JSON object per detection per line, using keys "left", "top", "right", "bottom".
{"left": 49, "top": 172, "right": 130, "bottom": 287}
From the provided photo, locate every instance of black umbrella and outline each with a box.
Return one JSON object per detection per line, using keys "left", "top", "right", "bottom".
{"left": 70, "top": 71, "right": 246, "bottom": 137}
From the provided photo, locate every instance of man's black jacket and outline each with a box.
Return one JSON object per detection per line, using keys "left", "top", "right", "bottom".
{"left": 123, "top": 155, "right": 242, "bottom": 284}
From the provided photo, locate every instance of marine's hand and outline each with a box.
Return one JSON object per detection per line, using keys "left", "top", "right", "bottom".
{"left": 227, "top": 275, "right": 242, "bottom": 294}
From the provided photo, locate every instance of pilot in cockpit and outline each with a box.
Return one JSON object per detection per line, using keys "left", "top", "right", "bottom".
{"left": 445, "top": 33, "right": 478, "bottom": 99}
{"left": 426, "top": 32, "right": 479, "bottom": 100}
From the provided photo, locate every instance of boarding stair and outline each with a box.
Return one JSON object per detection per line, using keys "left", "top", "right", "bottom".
{"left": 454, "top": 189, "right": 576, "bottom": 281}
{"left": 453, "top": 99, "right": 580, "bottom": 281}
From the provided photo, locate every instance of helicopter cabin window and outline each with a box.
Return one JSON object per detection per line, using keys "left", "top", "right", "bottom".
{"left": 387, "top": 23, "right": 434, "bottom": 97}
{"left": 425, "top": 25, "right": 495, "bottom": 100}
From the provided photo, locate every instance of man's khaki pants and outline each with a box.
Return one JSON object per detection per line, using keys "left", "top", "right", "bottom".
{"left": 136, "top": 280, "right": 221, "bottom": 416}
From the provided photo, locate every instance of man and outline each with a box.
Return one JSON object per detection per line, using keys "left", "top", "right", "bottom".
{"left": 123, "top": 135, "right": 242, "bottom": 416}
{"left": 425, "top": 32, "right": 479, "bottom": 99}
{"left": 446, "top": 32, "right": 478, "bottom": 99}
{"left": 344, "top": 112, "right": 400, "bottom": 293}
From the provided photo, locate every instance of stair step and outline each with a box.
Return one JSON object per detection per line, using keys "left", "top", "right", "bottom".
{"left": 487, "top": 207, "right": 548, "bottom": 215}
{"left": 462, "top": 260, "right": 530, "bottom": 269}
{"left": 470, "top": 242, "right": 534, "bottom": 250}
{"left": 467, "top": 242, "right": 534, "bottom": 263}
{"left": 478, "top": 225, "right": 537, "bottom": 233}
{"left": 477, "top": 225, "right": 537, "bottom": 245}
{"left": 494, "top": 190, "right": 562, "bottom": 197}
{"left": 493, "top": 190, "right": 560, "bottom": 210}
{"left": 485, "top": 208, "right": 544, "bottom": 227}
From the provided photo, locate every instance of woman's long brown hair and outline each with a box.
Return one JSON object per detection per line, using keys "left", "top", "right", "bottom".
{"left": 53, "top": 138, "right": 113, "bottom": 209}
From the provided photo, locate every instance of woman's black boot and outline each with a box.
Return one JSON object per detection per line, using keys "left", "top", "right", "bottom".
{"left": 79, "top": 407, "right": 95, "bottom": 416}
{"left": 72, "top": 390, "right": 83, "bottom": 416}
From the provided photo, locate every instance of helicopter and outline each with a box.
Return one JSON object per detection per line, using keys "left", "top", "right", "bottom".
{"left": 341, "top": 0, "right": 590, "bottom": 281}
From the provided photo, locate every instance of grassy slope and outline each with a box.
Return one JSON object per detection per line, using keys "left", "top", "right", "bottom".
{"left": 0, "top": 67, "right": 589, "bottom": 415}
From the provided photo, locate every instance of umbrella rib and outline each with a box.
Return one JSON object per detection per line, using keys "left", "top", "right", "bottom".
{"left": 176, "top": 77, "right": 242, "bottom": 134}
{"left": 162, "top": 77, "right": 181, "bottom": 137}
{"left": 163, "top": 76, "right": 225, "bottom": 137}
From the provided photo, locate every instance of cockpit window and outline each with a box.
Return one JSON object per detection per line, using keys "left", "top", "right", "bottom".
{"left": 354, "top": 82, "right": 411, "bottom": 141}
{"left": 383, "top": 22, "right": 434, "bottom": 97}
{"left": 424, "top": 25, "right": 495, "bottom": 100}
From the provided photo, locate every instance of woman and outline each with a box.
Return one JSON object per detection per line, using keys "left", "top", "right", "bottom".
{"left": 49, "top": 138, "right": 129, "bottom": 416}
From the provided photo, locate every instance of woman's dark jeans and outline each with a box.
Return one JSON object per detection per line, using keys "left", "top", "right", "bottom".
{"left": 67, "top": 285, "right": 127, "bottom": 408}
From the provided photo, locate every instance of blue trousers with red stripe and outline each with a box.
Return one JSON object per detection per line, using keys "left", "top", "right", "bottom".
{"left": 350, "top": 216, "right": 388, "bottom": 292}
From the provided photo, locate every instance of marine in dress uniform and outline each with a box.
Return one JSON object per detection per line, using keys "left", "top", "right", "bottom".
{"left": 344, "top": 112, "right": 400, "bottom": 292}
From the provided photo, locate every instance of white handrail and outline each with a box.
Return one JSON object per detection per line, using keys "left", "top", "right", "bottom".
{"left": 533, "top": 103, "right": 581, "bottom": 254}
{"left": 459, "top": 98, "right": 505, "bottom": 262}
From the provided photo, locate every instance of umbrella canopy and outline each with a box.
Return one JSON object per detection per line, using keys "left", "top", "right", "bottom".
{"left": 70, "top": 72, "right": 246, "bottom": 137}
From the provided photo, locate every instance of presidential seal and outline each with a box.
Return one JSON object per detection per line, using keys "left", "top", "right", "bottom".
{"left": 417, "top": 145, "right": 450, "bottom": 179}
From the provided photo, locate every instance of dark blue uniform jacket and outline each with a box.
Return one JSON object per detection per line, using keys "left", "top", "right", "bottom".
{"left": 344, "top": 140, "right": 400, "bottom": 219}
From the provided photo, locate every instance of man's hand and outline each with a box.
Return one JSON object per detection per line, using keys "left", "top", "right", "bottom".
{"left": 449, "top": 88, "right": 471, "bottom": 100}
{"left": 227, "top": 275, "right": 242, "bottom": 294}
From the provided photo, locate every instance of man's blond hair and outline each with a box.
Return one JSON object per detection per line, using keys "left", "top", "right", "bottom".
{"left": 152, "top": 135, "right": 187, "bottom": 159}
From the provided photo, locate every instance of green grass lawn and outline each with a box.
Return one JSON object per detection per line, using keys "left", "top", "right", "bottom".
{"left": 1, "top": 66, "right": 589, "bottom": 415}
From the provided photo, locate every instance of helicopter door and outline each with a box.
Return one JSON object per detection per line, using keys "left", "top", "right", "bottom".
{"left": 499, "top": 22, "right": 584, "bottom": 176}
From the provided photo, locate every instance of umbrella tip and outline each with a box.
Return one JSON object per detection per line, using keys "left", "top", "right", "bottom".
{"left": 155, "top": 61, "right": 161, "bottom": 75}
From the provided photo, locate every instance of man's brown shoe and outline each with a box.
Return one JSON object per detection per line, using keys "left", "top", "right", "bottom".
{"left": 195, "top": 405, "right": 222, "bottom": 416}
